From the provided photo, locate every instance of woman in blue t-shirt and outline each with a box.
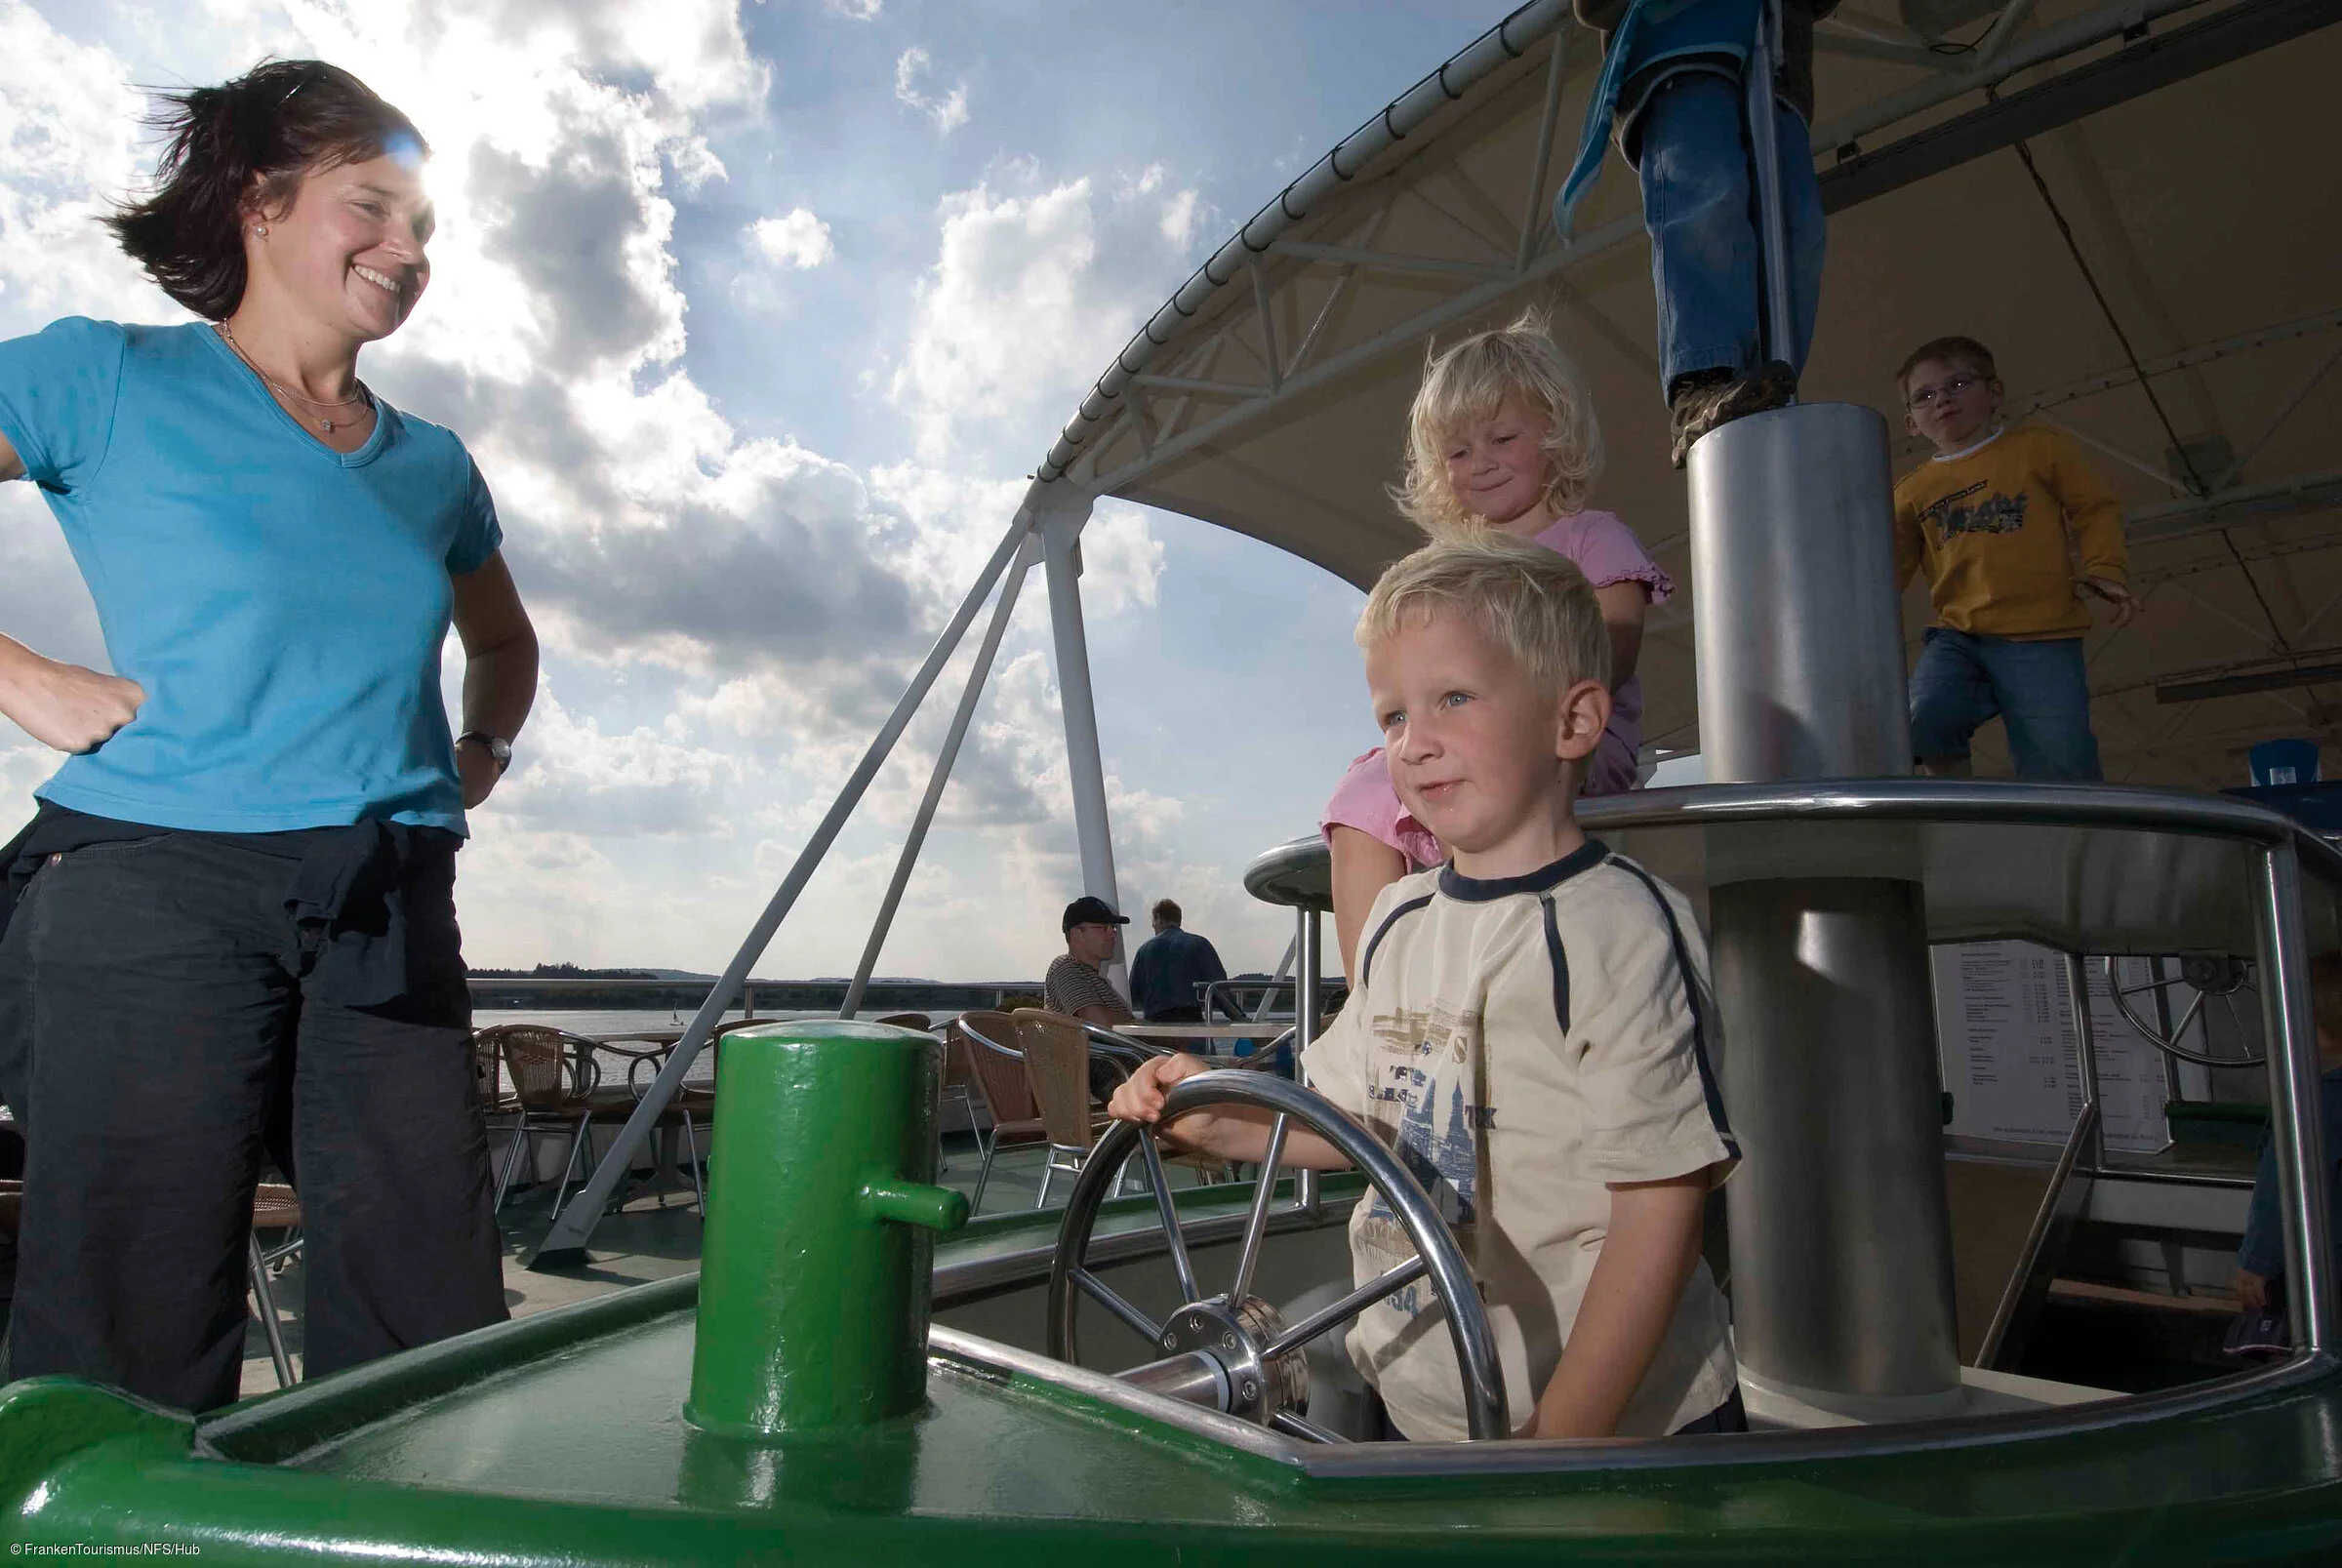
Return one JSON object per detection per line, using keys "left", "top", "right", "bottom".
{"left": 0, "top": 60, "right": 538, "bottom": 1411}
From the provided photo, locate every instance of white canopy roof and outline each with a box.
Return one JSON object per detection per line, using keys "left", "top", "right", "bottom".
{"left": 1026, "top": 0, "right": 2342, "bottom": 790}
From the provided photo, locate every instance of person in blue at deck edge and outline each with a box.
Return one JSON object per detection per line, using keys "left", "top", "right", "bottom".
{"left": 0, "top": 61, "right": 538, "bottom": 1411}
{"left": 2234, "top": 950, "right": 2342, "bottom": 1318}
{"left": 1557, "top": 0, "right": 1837, "bottom": 468}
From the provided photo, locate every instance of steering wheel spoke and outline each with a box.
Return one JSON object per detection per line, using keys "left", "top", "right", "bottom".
{"left": 1046, "top": 1071, "right": 1509, "bottom": 1441}
{"left": 1071, "top": 1266, "right": 1163, "bottom": 1346}
{"left": 1134, "top": 1131, "right": 1202, "bottom": 1304}
{"left": 1259, "top": 1256, "right": 1427, "bottom": 1360}
{"left": 1226, "top": 1111, "right": 1289, "bottom": 1308}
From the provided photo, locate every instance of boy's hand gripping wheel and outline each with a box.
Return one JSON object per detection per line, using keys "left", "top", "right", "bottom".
{"left": 1046, "top": 1070, "right": 1509, "bottom": 1441}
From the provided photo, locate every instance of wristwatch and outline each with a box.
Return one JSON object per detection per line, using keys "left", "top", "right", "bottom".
{"left": 457, "top": 731, "right": 512, "bottom": 774}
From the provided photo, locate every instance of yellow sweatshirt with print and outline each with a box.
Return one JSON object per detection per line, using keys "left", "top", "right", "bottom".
{"left": 1893, "top": 423, "right": 2127, "bottom": 641}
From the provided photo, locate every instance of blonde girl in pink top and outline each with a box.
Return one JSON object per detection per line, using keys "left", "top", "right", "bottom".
{"left": 1321, "top": 307, "right": 1673, "bottom": 979}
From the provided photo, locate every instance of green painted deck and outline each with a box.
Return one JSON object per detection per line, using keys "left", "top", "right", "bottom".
{"left": 233, "top": 1124, "right": 1165, "bottom": 1398}
{"left": 11, "top": 1161, "right": 2341, "bottom": 1564}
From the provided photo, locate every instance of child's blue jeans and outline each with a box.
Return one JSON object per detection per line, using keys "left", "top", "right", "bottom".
{"left": 1909, "top": 627, "right": 2103, "bottom": 781}
{"left": 1635, "top": 70, "right": 1826, "bottom": 396}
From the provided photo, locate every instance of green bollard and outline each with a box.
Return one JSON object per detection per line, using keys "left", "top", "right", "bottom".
{"left": 684, "top": 1021, "right": 969, "bottom": 1440}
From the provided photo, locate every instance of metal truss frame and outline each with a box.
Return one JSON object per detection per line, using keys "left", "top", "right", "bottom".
{"left": 1036, "top": 0, "right": 2324, "bottom": 525}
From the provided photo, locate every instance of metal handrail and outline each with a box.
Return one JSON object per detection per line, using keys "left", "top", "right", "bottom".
{"left": 1083, "top": 1022, "right": 1296, "bottom": 1074}
{"left": 1078, "top": 1022, "right": 1168, "bottom": 1064}
{"left": 955, "top": 1015, "right": 1024, "bottom": 1063}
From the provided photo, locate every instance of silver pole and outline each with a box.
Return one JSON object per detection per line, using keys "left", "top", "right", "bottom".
{"left": 1712, "top": 878, "right": 1960, "bottom": 1405}
{"left": 1689, "top": 404, "right": 1910, "bottom": 779}
{"left": 1041, "top": 504, "right": 1128, "bottom": 992}
{"left": 2254, "top": 845, "right": 2335, "bottom": 1352}
{"left": 1295, "top": 907, "right": 1322, "bottom": 1219}
{"left": 527, "top": 510, "right": 1037, "bottom": 1266}
{"left": 1689, "top": 401, "right": 1957, "bottom": 1411}
{"left": 840, "top": 536, "right": 1039, "bottom": 1018}
{"left": 1744, "top": 0, "right": 1797, "bottom": 368}
{"left": 2064, "top": 950, "right": 2104, "bottom": 1156}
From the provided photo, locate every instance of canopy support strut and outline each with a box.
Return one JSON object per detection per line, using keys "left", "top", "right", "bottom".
{"left": 1043, "top": 503, "right": 1128, "bottom": 993}
{"left": 840, "top": 533, "right": 1042, "bottom": 1019}
{"left": 526, "top": 510, "right": 1037, "bottom": 1267}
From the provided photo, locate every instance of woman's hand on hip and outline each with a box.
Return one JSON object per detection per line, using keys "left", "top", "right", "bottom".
{"left": 0, "top": 641, "right": 144, "bottom": 753}
{"left": 456, "top": 739, "right": 503, "bottom": 809}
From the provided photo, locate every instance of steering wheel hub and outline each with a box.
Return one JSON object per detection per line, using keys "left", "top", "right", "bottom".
{"left": 1151, "top": 1297, "right": 1310, "bottom": 1423}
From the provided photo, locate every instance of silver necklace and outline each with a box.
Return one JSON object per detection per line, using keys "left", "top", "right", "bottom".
{"left": 216, "top": 322, "right": 373, "bottom": 434}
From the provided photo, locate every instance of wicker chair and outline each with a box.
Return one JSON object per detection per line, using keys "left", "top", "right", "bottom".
{"left": 482, "top": 1025, "right": 700, "bottom": 1219}
{"left": 1012, "top": 1011, "right": 1126, "bottom": 1208}
{"left": 953, "top": 1010, "right": 1049, "bottom": 1214}
{"left": 934, "top": 1026, "right": 981, "bottom": 1168}
{"left": 469, "top": 1027, "right": 524, "bottom": 1178}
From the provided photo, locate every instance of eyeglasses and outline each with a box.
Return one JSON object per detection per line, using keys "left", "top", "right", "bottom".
{"left": 1907, "top": 373, "right": 1984, "bottom": 411}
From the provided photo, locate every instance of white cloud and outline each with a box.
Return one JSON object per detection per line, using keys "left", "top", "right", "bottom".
{"left": 1081, "top": 502, "right": 1166, "bottom": 619}
{"left": 1159, "top": 187, "right": 1201, "bottom": 247}
{"left": 826, "top": 0, "right": 882, "bottom": 17}
{"left": 886, "top": 168, "right": 1209, "bottom": 462}
{"left": 0, "top": 4, "right": 156, "bottom": 326}
{"left": 493, "top": 689, "right": 746, "bottom": 838}
{"left": 0, "top": 738, "right": 56, "bottom": 807}
{"left": 747, "top": 208, "right": 834, "bottom": 270}
{"left": 893, "top": 46, "right": 969, "bottom": 135}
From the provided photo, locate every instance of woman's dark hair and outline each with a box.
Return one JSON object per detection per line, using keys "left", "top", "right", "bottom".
{"left": 105, "top": 60, "right": 427, "bottom": 321}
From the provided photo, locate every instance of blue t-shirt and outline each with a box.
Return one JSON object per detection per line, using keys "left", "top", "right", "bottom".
{"left": 0, "top": 317, "right": 502, "bottom": 833}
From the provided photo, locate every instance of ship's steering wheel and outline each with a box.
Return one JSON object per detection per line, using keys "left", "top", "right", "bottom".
{"left": 2103, "top": 954, "right": 2267, "bottom": 1069}
{"left": 1045, "top": 1070, "right": 1510, "bottom": 1442}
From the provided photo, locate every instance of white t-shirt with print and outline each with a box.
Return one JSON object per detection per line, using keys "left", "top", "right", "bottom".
{"left": 1299, "top": 838, "right": 1739, "bottom": 1440}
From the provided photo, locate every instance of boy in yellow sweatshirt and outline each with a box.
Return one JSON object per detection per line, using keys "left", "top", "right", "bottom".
{"left": 1892, "top": 335, "right": 2135, "bottom": 780}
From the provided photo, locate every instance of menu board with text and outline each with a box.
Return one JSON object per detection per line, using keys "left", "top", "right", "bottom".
{"left": 1931, "top": 942, "right": 2176, "bottom": 1154}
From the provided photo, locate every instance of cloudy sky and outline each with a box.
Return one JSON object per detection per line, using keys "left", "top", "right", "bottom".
{"left": 1, "top": 0, "right": 1506, "bottom": 983}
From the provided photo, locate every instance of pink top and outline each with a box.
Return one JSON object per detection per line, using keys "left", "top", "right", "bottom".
{"left": 1321, "top": 509, "right": 1673, "bottom": 866}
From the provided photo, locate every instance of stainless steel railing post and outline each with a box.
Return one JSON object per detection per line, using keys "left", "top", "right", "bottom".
{"left": 1295, "top": 906, "right": 1323, "bottom": 1220}
{"left": 2255, "top": 845, "right": 2336, "bottom": 1353}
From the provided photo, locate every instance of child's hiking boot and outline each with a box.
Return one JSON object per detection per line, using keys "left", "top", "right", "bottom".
{"left": 1668, "top": 360, "right": 1797, "bottom": 468}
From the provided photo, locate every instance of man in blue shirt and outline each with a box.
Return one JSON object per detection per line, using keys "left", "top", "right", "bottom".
{"left": 1128, "top": 900, "right": 1229, "bottom": 1024}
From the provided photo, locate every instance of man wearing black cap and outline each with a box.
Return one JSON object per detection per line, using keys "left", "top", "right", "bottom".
{"left": 1045, "top": 895, "right": 1136, "bottom": 1028}
{"left": 1045, "top": 896, "right": 1138, "bottom": 1105}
